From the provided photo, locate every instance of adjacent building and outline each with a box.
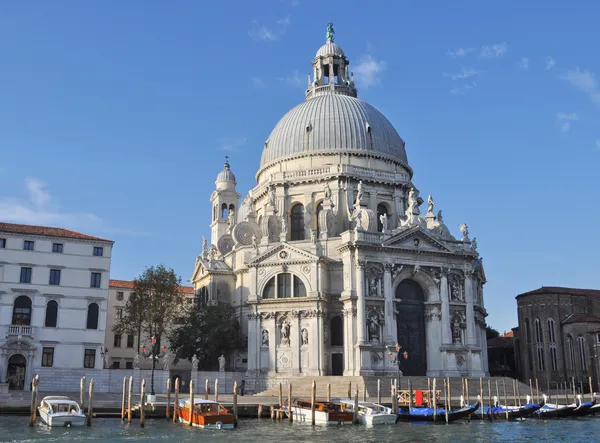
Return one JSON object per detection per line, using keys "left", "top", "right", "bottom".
{"left": 105, "top": 279, "right": 194, "bottom": 377}
{"left": 191, "top": 25, "right": 489, "bottom": 385}
{"left": 0, "top": 222, "right": 113, "bottom": 390}
{"left": 513, "top": 286, "right": 600, "bottom": 390}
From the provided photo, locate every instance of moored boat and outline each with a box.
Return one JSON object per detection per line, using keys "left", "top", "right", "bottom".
{"left": 289, "top": 399, "right": 354, "bottom": 425}
{"left": 471, "top": 395, "right": 544, "bottom": 420}
{"left": 569, "top": 395, "right": 596, "bottom": 417}
{"left": 176, "top": 398, "right": 236, "bottom": 429}
{"left": 38, "top": 396, "right": 86, "bottom": 427}
{"left": 533, "top": 395, "right": 577, "bottom": 419}
{"left": 396, "top": 396, "right": 480, "bottom": 423}
{"left": 338, "top": 399, "right": 397, "bottom": 425}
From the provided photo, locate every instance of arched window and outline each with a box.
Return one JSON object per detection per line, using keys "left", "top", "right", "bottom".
{"left": 290, "top": 204, "right": 305, "bottom": 241}
{"left": 547, "top": 318, "right": 557, "bottom": 371}
{"left": 315, "top": 202, "right": 323, "bottom": 236}
{"left": 578, "top": 335, "right": 586, "bottom": 373}
{"left": 262, "top": 273, "right": 307, "bottom": 299}
{"left": 524, "top": 318, "right": 533, "bottom": 371}
{"left": 45, "top": 300, "right": 58, "bottom": 328}
{"left": 377, "top": 203, "right": 389, "bottom": 232}
{"left": 86, "top": 303, "right": 99, "bottom": 330}
{"left": 567, "top": 335, "right": 575, "bottom": 370}
{"left": 534, "top": 318, "right": 545, "bottom": 371}
{"left": 229, "top": 204, "right": 235, "bottom": 214}
{"left": 12, "top": 296, "right": 32, "bottom": 325}
{"left": 221, "top": 203, "right": 228, "bottom": 219}
{"left": 330, "top": 316, "right": 343, "bottom": 346}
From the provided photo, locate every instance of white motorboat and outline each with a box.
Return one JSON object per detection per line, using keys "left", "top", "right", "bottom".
{"left": 288, "top": 399, "right": 354, "bottom": 425}
{"left": 339, "top": 399, "right": 397, "bottom": 425}
{"left": 38, "top": 396, "right": 86, "bottom": 427}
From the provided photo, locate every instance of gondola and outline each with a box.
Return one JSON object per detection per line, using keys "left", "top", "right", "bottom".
{"left": 533, "top": 394, "right": 577, "bottom": 419}
{"left": 471, "top": 395, "right": 544, "bottom": 420}
{"left": 396, "top": 396, "right": 480, "bottom": 423}
{"left": 569, "top": 395, "right": 596, "bottom": 417}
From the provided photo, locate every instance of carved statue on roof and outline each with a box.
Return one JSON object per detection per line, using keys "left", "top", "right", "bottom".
{"left": 427, "top": 195, "right": 435, "bottom": 215}
{"left": 460, "top": 223, "right": 470, "bottom": 241}
{"left": 354, "top": 180, "right": 364, "bottom": 208}
{"left": 326, "top": 22, "right": 335, "bottom": 42}
{"left": 202, "top": 236, "right": 208, "bottom": 255}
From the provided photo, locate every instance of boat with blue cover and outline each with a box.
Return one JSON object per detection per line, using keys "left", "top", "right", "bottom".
{"left": 471, "top": 395, "right": 544, "bottom": 419}
{"left": 534, "top": 394, "right": 578, "bottom": 418}
{"left": 396, "top": 395, "right": 480, "bottom": 423}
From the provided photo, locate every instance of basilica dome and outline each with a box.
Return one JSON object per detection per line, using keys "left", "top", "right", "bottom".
{"left": 259, "top": 25, "right": 407, "bottom": 169}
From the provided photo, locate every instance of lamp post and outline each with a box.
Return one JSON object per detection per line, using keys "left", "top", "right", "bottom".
{"left": 140, "top": 335, "right": 167, "bottom": 398}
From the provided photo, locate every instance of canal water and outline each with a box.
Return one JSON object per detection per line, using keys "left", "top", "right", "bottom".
{"left": 0, "top": 416, "right": 597, "bottom": 442}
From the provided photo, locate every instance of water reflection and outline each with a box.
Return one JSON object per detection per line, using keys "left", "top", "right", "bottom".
{"left": 0, "top": 416, "right": 596, "bottom": 442}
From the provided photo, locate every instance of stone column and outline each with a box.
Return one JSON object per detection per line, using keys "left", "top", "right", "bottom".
{"left": 383, "top": 263, "right": 395, "bottom": 343}
{"left": 440, "top": 270, "right": 452, "bottom": 345}
{"left": 355, "top": 259, "right": 367, "bottom": 345}
{"left": 247, "top": 313, "right": 259, "bottom": 374}
{"left": 464, "top": 274, "right": 477, "bottom": 346}
{"left": 316, "top": 311, "right": 324, "bottom": 376}
{"left": 268, "top": 317, "right": 276, "bottom": 372}
{"left": 0, "top": 350, "right": 7, "bottom": 383}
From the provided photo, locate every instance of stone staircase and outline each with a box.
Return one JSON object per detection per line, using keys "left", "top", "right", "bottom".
{"left": 256, "top": 376, "right": 534, "bottom": 403}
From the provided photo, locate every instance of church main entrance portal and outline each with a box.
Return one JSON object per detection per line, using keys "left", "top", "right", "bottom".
{"left": 395, "top": 280, "right": 427, "bottom": 376}
{"left": 7, "top": 354, "right": 26, "bottom": 390}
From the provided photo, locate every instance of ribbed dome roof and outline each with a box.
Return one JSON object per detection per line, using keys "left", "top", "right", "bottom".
{"left": 260, "top": 94, "right": 407, "bottom": 167}
{"left": 316, "top": 41, "right": 344, "bottom": 58}
{"left": 216, "top": 159, "right": 236, "bottom": 183}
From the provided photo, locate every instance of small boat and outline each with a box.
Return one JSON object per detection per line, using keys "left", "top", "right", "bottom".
{"left": 338, "top": 399, "right": 397, "bottom": 425}
{"left": 289, "top": 399, "right": 354, "bottom": 425}
{"left": 569, "top": 395, "right": 596, "bottom": 417}
{"left": 471, "top": 395, "right": 544, "bottom": 419}
{"left": 38, "top": 396, "right": 86, "bottom": 427}
{"left": 176, "top": 398, "right": 236, "bottom": 429}
{"left": 533, "top": 394, "right": 577, "bottom": 419}
{"left": 396, "top": 395, "right": 480, "bottom": 423}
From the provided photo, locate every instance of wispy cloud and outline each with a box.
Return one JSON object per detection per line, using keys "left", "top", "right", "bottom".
{"left": 251, "top": 77, "right": 267, "bottom": 88}
{"left": 545, "top": 56, "right": 556, "bottom": 71}
{"left": 450, "top": 82, "right": 476, "bottom": 95}
{"left": 278, "top": 70, "right": 305, "bottom": 87}
{"left": 556, "top": 112, "right": 578, "bottom": 133}
{"left": 249, "top": 16, "right": 291, "bottom": 42}
{"left": 354, "top": 54, "right": 387, "bottom": 88}
{"left": 217, "top": 136, "right": 247, "bottom": 152}
{"left": 479, "top": 43, "right": 508, "bottom": 58}
{"left": 447, "top": 66, "right": 479, "bottom": 80}
{"left": 561, "top": 67, "right": 600, "bottom": 105}
{"left": 0, "top": 178, "right": 143, "bottom": 236}
{"left": 596, "top": 139, "right": 600, "bottom": 151}
{"left": 446, "top": 47, "right": 474, "bottom": 58}
{"left": 520, "top": 57, "right": 529, "bottom": 70}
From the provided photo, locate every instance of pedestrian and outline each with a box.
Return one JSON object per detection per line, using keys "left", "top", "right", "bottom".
{"left": 240, "top": 380, "right": 246, "bottom": 396}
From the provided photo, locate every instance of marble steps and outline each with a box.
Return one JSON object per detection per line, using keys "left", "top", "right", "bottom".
{"left": 255, "top": 376, "right": 533, "bottom": 401}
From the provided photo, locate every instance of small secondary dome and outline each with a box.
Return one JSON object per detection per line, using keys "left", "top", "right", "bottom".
{"left": 216, "top": 156, "right": 236, "bottom": 183}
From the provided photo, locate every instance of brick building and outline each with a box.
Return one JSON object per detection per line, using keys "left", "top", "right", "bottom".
{"left": 513, "top": 286, "right": 600, "bottom": 390}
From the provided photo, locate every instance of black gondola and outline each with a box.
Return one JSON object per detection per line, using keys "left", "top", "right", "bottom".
{"left": 396, "top": 400, "right": 480, "bottom": 423}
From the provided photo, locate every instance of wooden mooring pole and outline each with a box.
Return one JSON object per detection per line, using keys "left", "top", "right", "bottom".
{"left": 327, "top": 383, "right": 331, "bottom": 402}
{"left": 479, "top": 377, "right": 484, "bottom": 419}
{"left": 233, "top": 381, "right": 239, "bottom": 427}
{"left": 288, "top": 383, "right": 293, "bottom": 423}
{"left": 377, "top": 379, "right": 381, "bottom": 406}
{"left": 139, "top": 379, "right": 145, "bottom": 428}
{"left": 215, "top": 379, "right": 219, "bottom": 402}
{"left": 205, "top": 379, "right": 209, "bottom": 400}
{"left": 353, "top": 386, "right": 359, "bottom": 425}
{"left": 173, "top": 378, "right": 179, "bottom": 423}
{"left": 503, "top": 379, "right": 509, "bottom": 421}
{"left": 311, "top": 380, "right": 316, "bottom": 426}
{"left": 166, "top": 378, "right": 171, "bottom": 420}
{"left": 432, "top": 378, "right": 437, "bottom": 423}
{"left": 188, "top": 380, "right": 194, "bottom": 427}
{"left": 121, "top": 376, "right": 127, "bottom": 421}
{"left": 29, "top": 375, "right": 39, "bottom": 427}
{"left": 127, "top": 376, "right": 133, "bottom": 423}
{"left": 444, "top": 378, "right": 449, "bottom": 424}
{"left": 87, "top": 378, "right": 95, "bottom": 427}
{"left": 80, "top": 376, "right": 86, "bottom": 410}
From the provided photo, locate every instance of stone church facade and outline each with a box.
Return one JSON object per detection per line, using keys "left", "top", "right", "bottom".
{"left": 191, "top": 26, "right": 489, "bottom": 381}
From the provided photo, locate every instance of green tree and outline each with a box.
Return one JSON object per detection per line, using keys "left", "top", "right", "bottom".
{"left": 486, "top": 326, "right": 501, "bottom": 340}
{"left": 168, "top": 302, "right": 242, "bottom": 370}
{"left": 113, "top": 264, "right": 184, "bottom": 351}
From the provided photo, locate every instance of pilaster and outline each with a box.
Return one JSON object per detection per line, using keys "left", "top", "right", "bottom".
{"left": 383, "top": 263, "right": 395, "bottom": 343}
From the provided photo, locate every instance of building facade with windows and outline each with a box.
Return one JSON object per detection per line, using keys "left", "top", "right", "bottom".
{"left": 105, "top": 280, "right": 194, "bottom": 378}
{"left": 513, "top": 286, "right": 600, "bottom": 391}
{"left": 0, "top": 222, "right": 113, "bottom": 390}
{"left": 191, "top": 26, "right": 489, "bottom": 385}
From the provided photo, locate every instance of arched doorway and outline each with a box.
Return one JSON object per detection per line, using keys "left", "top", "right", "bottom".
{"left": 395, "top": 280, "right": 427, "bottom": 376}
{"left": 7, "top": 354, "right": 26, "bottom": 390}
{"left": 330, "top": 316, "right": 344, "bottom": 375}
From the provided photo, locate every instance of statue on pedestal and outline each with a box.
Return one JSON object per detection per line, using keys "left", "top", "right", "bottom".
{"left": 379, "top": 213, "right": 388, "bottom": 232}
{"left": 218, "top": 354, "right": 226, "bottom": 372}
{"left": 191, "top": 354, "right": 199, "bottom": 371}
{"left": 162, "top": 351, "right": 170, "bottom": 371}
{"left": 133, "top": 353, "right": 140, "bottom": 369}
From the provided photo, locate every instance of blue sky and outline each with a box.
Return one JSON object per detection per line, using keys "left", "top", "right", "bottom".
{"left": 1, "top": 1, "right": 599, "bottom": 333}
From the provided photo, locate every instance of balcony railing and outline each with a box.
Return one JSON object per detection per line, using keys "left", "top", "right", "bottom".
{"left": 7, "top": 325, "right": 33, "bottom": 337}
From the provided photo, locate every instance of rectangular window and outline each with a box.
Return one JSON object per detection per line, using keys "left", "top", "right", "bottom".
{"left": 90, "top": 272, "right": 102, "bottom": 288}
{"left": 125, "top": 361, "right": 133, "bottom": 369}
{"left": 41, "top": 347, "right": 54, "bottom": 367}
{"left": 112, "top": 361, "right": 121, "bottom": 369}
{"left": 116, "top": 291, "right": 124, "bottom": 301}
{"left": 116, "top": 308, "right": 123, "bottom": 320}
{"left": 23, "top": 240, "right": 34, "bottom": 250}
{"left": 127, "top": 334, "right": 134, "bottom": 348}
{"left": 20, "top": 267, "right": 32, "bottom": 283}
{"left": 49, "top": 269, "right": 61, "bottom": 285}
{"left": 83, "top": 349, "right": 96, "bottom": 368}
{"left": 113, "top": 333, "right": 122, "bottom": 347}
{"left": 0, "top": 238, "right": 5, "bottom": 248}
{"left": 597, "top": 333, "right": 600, "bottom": 345}
{"left": 52, "top": 243, "right": 63, "bottom": 253}
{"left": 93, "top": 247, "right": 104, "bottom": 256}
